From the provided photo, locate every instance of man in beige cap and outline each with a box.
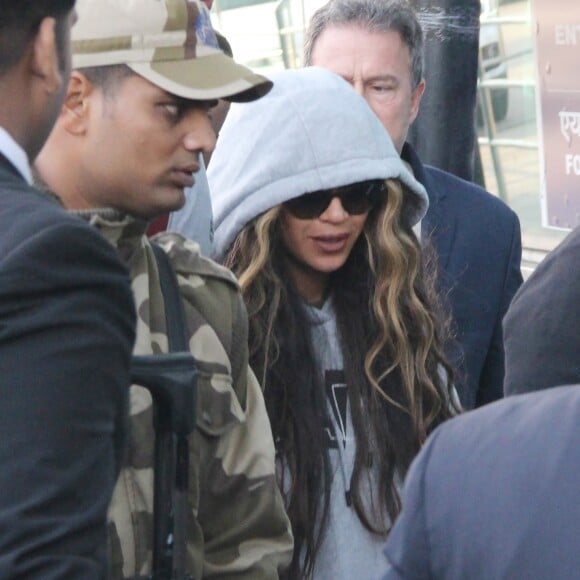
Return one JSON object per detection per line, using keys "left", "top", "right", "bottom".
{"left": 35, "top": 0, "right": 293, "bottom": 578}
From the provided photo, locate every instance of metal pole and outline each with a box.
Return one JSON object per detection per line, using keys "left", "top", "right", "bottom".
{"left": 408, "top": 0, "right": 481, "bottom": 182}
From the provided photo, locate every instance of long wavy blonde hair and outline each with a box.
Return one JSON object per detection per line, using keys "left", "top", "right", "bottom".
{"left": 223, "top": 178, "right": 457, "bottom": 578}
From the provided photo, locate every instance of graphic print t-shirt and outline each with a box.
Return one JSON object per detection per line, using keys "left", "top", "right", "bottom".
{"left": 304, "top": 299, "right": 389, "bottom": 580}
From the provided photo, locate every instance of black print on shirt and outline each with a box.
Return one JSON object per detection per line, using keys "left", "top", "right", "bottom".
{"left": 323, "top": 369, "right": 348, "bottom": 449}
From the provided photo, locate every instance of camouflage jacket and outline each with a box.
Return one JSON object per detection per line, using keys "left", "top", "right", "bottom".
{"left": 84, "top": 213, "right": 293, "bottom": 579}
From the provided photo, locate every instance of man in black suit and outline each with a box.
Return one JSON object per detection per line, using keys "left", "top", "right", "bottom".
{"left": 0, "top": 1, "right": 136, "bottom": 577}
{"left": 305, "top": 0, "right": 523, "bottom": 409}
{"left": 381, "top": 384, "right": 580, "bottom": 579}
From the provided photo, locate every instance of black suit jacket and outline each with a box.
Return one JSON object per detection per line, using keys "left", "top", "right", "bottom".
{"left": 0, "top": 154, "right": 136, "bottom": 578}
{"left": 402, "top": 144, "right": 523, "bottom": 409}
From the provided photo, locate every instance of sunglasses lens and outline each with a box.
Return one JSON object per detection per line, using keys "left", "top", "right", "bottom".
{"left": 284, "top": 181, "right": 384, "bottom": 219}
{"left": 284, "top": 191, "right": 332, "bottom": 219}
{"left": 341, "top": 181, "right": 384, "bottom": 214}
{"left": 341, "top": 191, "right": 370, "bottom": 214}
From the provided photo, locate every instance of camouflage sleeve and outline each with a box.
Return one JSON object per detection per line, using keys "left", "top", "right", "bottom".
{"left": 197, "top": 365, "right": 293, "bottom": 578}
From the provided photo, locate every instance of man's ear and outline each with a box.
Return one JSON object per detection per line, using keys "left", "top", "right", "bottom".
{"left": 409, "top": 78, "right": 426, "bottom": 125}
{"left": 61, "top": 72, "right": 94, "bottom": 135}
{"left": 30, "top": 17, "right": 62, "bottom": 95}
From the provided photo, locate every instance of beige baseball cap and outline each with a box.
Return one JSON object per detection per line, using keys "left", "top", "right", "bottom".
{"left": 72, "top": 0, "right": 273, "bottom": 102}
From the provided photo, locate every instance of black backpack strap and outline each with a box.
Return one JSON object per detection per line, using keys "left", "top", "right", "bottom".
{"left": 151, "top": 243, "right": 189, "bottom": 353}
{"left": 132, "top": 243, "right": 196, "bottom": 579}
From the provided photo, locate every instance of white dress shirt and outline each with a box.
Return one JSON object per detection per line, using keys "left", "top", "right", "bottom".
{"left": 0, "top": 126, "right": 33, "bottom": 184}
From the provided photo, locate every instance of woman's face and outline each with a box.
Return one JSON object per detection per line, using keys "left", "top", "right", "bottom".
{"left": 280, "top": 183, "right": 379, "bottom": 304}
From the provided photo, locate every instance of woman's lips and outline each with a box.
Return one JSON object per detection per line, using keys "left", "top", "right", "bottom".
{"left": 312, "top": 233, "right": 350, "bottom": 252}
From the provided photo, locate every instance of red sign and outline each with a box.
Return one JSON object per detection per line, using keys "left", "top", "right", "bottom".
{"left": 534, "top": 1, "right": 580, "bottom": 229}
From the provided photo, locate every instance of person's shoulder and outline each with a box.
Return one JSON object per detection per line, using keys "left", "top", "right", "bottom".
{"left": 0, "top": 190, "right": 126, "bottom": 273}
{"left": 424, "top": 164, "right": 518, "bottom": 222}
{"left": 152, "top": 232, "right": 246, "bottom": 346}
{"left": 433, "top": 385, "right": 580, "bottom": 457}
{"left": 152, "top": 232, "right": 252, "bottom": 416}
{"left": 395, "top": 384, "right": 580, "bottom": 577}
{"left": 0, "top": 185, "right": 69, "bottom": 236}
{"left": 547, "top": 224, "right": 580, "bottom": 257}
{"left": 152, "top": 231, "right": 239, "bottom": 289}
{"left": 533, "top": 226, "right": 580, "bottom": 285}
{"left": 151, "top": 231, "right": 248, "bottom": 386}
{"left": 516, "top": 226, "right": 580, "bottom": 292}
{"left": 419, "top": 386, "right": 580, "bottom": 511}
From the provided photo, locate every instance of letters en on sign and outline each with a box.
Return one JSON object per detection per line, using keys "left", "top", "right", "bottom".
{"left": 533, "top": 2, "right": 580, "bottom": 230}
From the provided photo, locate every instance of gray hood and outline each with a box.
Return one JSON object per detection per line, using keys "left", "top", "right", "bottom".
{"left": 208, "top": 67, "right": 428, "bottom": 260}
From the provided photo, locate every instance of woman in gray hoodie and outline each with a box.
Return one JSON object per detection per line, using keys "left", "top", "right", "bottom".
{"left": 208, "top": 68, "right": 457, "bottom": 579}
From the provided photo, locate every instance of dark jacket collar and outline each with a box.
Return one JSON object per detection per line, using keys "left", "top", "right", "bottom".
{"left": 401, "top": 143, "right": 427, "bottom": 187}
{"left": 401, "top": 142, "right": 447, "bottom": 202}
{"left": 401, "top": 142, "right": 455, "bottom": 270}
{"left": 0, "top": 152, "right": 25, "bottom": 181}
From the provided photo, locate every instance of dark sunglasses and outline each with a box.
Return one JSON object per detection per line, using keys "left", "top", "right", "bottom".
{"left": 283, "top": 180, "right": 386, "bottom": 220}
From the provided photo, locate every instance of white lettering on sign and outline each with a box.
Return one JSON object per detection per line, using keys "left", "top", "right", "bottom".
{"left": 555, "top": 24, "right": 580, "bottom": 45}
{"left": 559, "top": 110, "right": 580, "bottom": 144}
{"left": 565, "top": 154, "right": 580, "bottom": 175}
